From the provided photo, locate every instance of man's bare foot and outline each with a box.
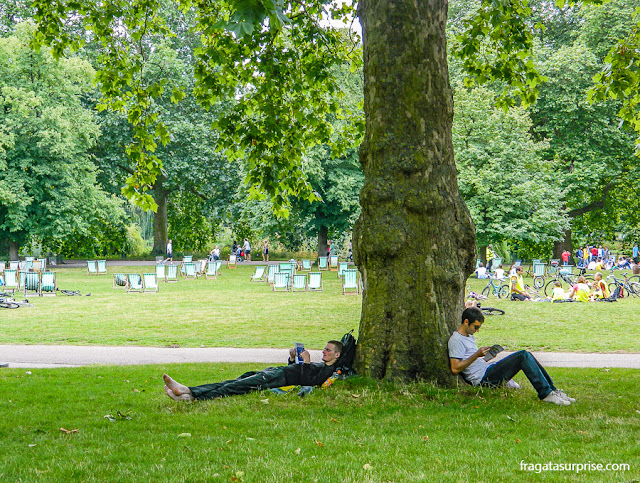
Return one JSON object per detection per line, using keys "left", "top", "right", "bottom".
{"left": 163, "top": 374, "right": 193, "bottom": 399}
{"left": 164, "top": 385, "right": 194, "bottom": 401}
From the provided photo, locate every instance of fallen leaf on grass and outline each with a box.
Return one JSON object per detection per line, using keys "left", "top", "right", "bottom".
{"left": 246, "top": 437, "right": 255, "bottom": 441}
{"left": 28, "top": 444, "right": 37, "bottom": 447}
{"left": 260, "top": 399, "right": 269, "bottom": 404}
{"left": 351, "top": 394, "right": 361, "bottom": 398}
{"left": 59, "top": 428, "right": 78, "bottom": 434}
{"left": 178, "top": 433, "right": 191, "bottom": 438}
{"left": 422, "top": 436, "right": 429, "bottom": 441}
{"left": 576, "top": 431, "right": 587, "bottom": 434}
{"left": 315, "top": 440, "right": 324, "bottom": 447}
{"left": 515, "top": 439, "right": 521, "bottom": 443}
{"left": 363, "top": 464, "right": 372, "bottom": 470}
{"left": 226, "top": 440, "right": 232, "bottom": 444}
{"left": 330, "top": 418, "right": 339, "bottom": 423}
{"left": 294, "top": 448, "right": 301, "bottom": 455}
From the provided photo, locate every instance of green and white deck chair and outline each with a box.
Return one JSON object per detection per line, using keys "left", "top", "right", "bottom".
{"left": 155, "top": 264, "right": 166, "bottom": 281}
{"left": 329, "top": 255, "right": 339, "bottom": 271}
{"left": 308, "top": 272, "right": 323, "bottom": 291}
{"left": 3, "top": 269, "right": 18, "bottom": 293}
{"left": 273, "top": 272, "right": 290, "bottom": 291}
{"left": 183, "top": 262, "right": 198, "bottom": 279}
{"left": 9, "top": 261, "right": 19, "bottom": 271}
{"left": 24, "top": 259, "right": 33, "bottom": 270}
{"left": 97, "top": 260, "right": 107, "bottom": 275}
{"left": 197, "top": 259, "right": 207, "bottom": 275}
{"left": 228, "top": 254, "right": 237, "bottom": 269}
{"left": 318, "top": 256, "right": 328, "bottom": 271}
{"left": 205, "top": 260, "right": 219, "bottom": 279}
{"left": 113, "top": 273, "right": 128, "bottom": 288}
{"left": 216, "top": 260, "right": 223, "bottom": 273}
{"left": 267, "top": 264, "right": 278, "bottom": 284}
{"left": 87, "top": 260, "right": 98, "bottom": 275}
{"left": 143, "top": 273, "right": 159, "bottom": 293}
{"left": 337, "top": 262, "right": 348, "bottom": 278}
{"left": 19, "top": 270, "right": 27, "bottom": 289}
{"left": 32, "top": 259, "right": 42, "bottom": 271}
{"left": 183, "top": 255, "right": 193, "bottom": 263}
{"left": 250, "top": 266, "right": 266, "bottom": 282}
{"left": 25, "top": 256, "right": 34, "bottom": 262}
{"left": 165, "top": 264, "right": 179, "bottom": 282}
{"left": 342, "top": 269, "right": 360, "bottom": 295}
{"left": 533, "top": 262, "right": 545, "bottom": 278}
{"left": 126, "top": 273, "right": 143, "bottom": 292}
{"left": 24, "top": 271, "right": 41, "bottom": 297}
{"left": 279, "top": 262, "right": 294, "bottom": 272}
{"left": 292, "top": 273, "right": 307, "bottom": 291}
{"left": 41, "top": 271, "right": 57, "bottom": 296}
{"left": 301, "top": 259, "right": 312, "bottom": 271}
{"left": 492, "top": 258, "right": 502, "bottom": 269}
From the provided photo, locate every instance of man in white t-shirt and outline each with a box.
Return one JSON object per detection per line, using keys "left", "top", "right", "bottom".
{"left": 475, "top": 263, "right": 488, "bottom": 279}
{"left": 448, "top": 307, "right": 575, "bottom": 406}
{"left": 243, "top": 238, "right": 251, "bottom": 261}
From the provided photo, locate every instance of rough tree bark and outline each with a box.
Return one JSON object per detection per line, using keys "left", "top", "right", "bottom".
{"left": 9, "top": 240, "right": 19, "bottom": 260}
{"left": 317, "top": 225, "right": 328, "bottom": 259}
{"left": 353, "top": 0, "right": 477, "bottom": 384}
{"left": 152, "top": 182, "right": 169, "bottom": 255}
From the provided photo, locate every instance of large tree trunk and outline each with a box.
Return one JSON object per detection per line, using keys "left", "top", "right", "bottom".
{"left": 317, "top": 225, "right": 328, "bottom": 259}
{"left": 553, "top": 228, "right": 573, "bottom": 261}
{"left": 152, "top": 184, "right": 169, "bottom": 255}
{"left": 9, "top": 240, "right": 19, "bottom": 260}
{"left": 353, "top": 0, "right": 476, "bottom": 384}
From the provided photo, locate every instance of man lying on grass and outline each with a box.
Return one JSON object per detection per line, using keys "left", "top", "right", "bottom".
{"left": 163, "top": 341, "right": 343, "bottom": 401}
{"left": 448, "top": 307, "right": 576, "bottom": 406}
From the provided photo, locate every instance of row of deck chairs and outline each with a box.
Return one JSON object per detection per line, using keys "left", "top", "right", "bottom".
{"left": 1, "top": 258, "right": 48, "bottom": 273}
{"left": 87, "top": 260, "right": 107, "bottom": 275}
{"left": 113, "top": 273, "right": 159, "bottom": 293}
{"left": 250, "top": 262, "right": 360, "bottom": 294}
{"left": 1, "top": 269, "right": 57, "bottom": 296}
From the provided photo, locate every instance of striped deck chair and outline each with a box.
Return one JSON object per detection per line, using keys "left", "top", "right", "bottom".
{"left": 87, "top": 260, "right": 98, "bottom": 275}
{"left": 205, "top": 260, "right": 218, "bottom": 279}
{"left": 267, "top": 265, "right": 278, "bottom": 284}
{"left": 9, "top": 261, "right": 19, "bottom": 271}
{"left": 337, "top": 262, "right": 348, "bottom": 278}
{"left": 228, "top": 254, "right": 237, "bottom": 269}
{"left": 166, "top": 264, "right": 179, "bottom": 282}
{"left": 3, "top": 269, "right": 18, "bottom": 293}
{"left": 329, "top": 255, "right": 339, "bottom": 271}
{"left": 279, "top": 262, "right": 294, "bottom": 272}
{"left": 216, "top": 260, "right": 222, "bottom": 272}
{"left": 156, "top": 264, "right": 166, "bottom": 281}
{"left": 126, "top": 273, "right": 143, "bottom": 292}
{"left": 197, "top": 259, "right": 207, "bottom": 275}
{"left": 308, "top": 272, "right": 323, "bottom": 291}
{"left": 97, "top": 260, "right": 107, "bottom": 275}
{"left": 41, "top": 271, "right": 57, "bottom": 296}
{"left": 25, "top": 256, "right": 34, "bottom": 262}
{"left": 24, "top": 271, "right": 41, "bottom": 297}
{"left": 273, "top": 272, "right": 290, "bottom": 291}
{"left": 292, "top": 273, "right": 307, "bottom": 291}
{"left": 342, "top": 269, "right": 360, "bottom": 295}
{"left": 301, "top": 259, "right": 312, "bottom": 271}
{"left": 143, "top": 273, "right": 159, "bottom": 293}
{"left": 183, "top": 255, "right": 193, "bottom": 263}
{"left": 250, "top": 266, "right": 266, "bottom": 282}
{"left": 24, "top": 258, "right": 34, "bottom": 270}
{"left": 183, "top": 262, "right": 198, "bottom": 279}
{"left": 318, "top": 256, "right": 328, "bottom": 271}
{"left": 19, "top": 270, "right": 27, "bottom": 289}
{"left": 113, "top": 273, "right": 128, "bottom": 288}
{"left": 37, "top": 258, "right": 47, "bottom": 271}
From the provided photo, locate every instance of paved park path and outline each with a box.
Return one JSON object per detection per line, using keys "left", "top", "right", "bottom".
{"left": 2, "top": 344, "right": 640, "bottom": 369}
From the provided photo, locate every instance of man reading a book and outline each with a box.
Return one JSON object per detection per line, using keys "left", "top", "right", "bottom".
{"left": 163, "top": 341, "right": 342, "bottom": 401}
{"left": 448, "top": 307, "right": 575, "bottom": 406}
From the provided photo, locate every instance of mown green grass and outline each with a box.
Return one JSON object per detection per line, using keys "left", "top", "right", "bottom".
{"left": 2, "top": 265, "right": 640, "bottom": 352}
{"left": 1, "top": 364, "right": 638, "bottom": 482}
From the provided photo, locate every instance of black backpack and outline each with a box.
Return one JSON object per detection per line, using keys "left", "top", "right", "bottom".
{"left": 335, "top": 329, "right": 357, "bottom": 376}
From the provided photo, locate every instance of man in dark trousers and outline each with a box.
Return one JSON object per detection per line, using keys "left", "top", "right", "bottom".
{"left": 163, "top": 341, "right": 343, "bottom": 401}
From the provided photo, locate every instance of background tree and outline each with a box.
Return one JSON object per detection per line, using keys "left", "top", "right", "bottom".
{"left": 0, "top": 23, "right": 127, "bottom": 259}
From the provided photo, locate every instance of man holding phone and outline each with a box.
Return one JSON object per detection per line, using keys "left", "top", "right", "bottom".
{"left": 163, "top": 341, "right": 343, "bottom": 401}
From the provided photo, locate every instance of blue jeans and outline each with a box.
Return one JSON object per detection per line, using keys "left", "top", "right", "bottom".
{"left": 480, "top": 351, "right": 556, "bottom": 399}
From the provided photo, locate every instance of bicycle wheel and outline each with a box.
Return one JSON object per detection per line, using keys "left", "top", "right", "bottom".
{"left": 608, "top": 283, "right": 618, "bottom": 296}
{"left": 498, "top": 284, "right": 509, "bottom": 299}
{"left": 544, "top": 279, "right": 558, "bottom": 297}
{"left": 0, "top": 302, "right": 19, "bottom": 309}
{"left": 533, "top": 276, "right": 545, "bottom": 289}
{"left": 481, "top": 286, "right": 491, "bottom": 298}
{"left": 628, "top": 282, "right": 640, "bottom": 297}
{"left": 481, "top": 307, "right": 505, "bottom": 316}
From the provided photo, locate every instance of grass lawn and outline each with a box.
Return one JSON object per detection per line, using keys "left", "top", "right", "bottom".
{"left": 1, "top": 364, "right": 638, "bottom": 481}
{"left": 1, "top": 265, "right": 640, "bottom": 352}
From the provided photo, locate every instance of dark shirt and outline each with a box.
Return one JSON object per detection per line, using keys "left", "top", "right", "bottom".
{"left": 281, "top": 362, "right": 335, "bottom": 386}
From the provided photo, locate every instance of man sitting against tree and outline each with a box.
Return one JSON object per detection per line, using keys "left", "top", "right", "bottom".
{"left": 163, "top": 341, "right": 343, "bottom": 401}
{"left": 510, "top": 266, "right": 531, "bottom": 301}
{"left": 448, "top": 307, "right": 575, "bottom": 406}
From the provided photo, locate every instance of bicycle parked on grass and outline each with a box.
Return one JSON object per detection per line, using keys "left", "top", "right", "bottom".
{"left": 607, "top": 272, "right": 640, "bottom": 298}
{"left": 465, "top": 288, "right": 505, "bottom": 315}
{"left": 0, "top": 296, "right": 33, "bottom": 309}
{"left": 480, "top": 276, "right": 510, "bottom": 299}
{"left": 542, "top": 269, "right": 594, "bottom": 297}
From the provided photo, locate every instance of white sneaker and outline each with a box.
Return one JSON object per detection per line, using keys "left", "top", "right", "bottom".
{"left": 542, "top": 391, "right": 571, "bottom": 406}
{"left": 555, "top": 389, "right": 576, "bottom": 403}
{"left": 505, "top": 379, "right": 521, "bottom": 389}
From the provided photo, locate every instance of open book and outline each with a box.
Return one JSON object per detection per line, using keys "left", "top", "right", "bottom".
{"left": 484, "top": 344, "right": 505, "bottom": 361}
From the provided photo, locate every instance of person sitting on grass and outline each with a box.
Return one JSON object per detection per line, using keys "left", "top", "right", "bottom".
{"left": 163, "top": 341, "right": 343, "bottom": 401}
{"left": 510, "top": 266, "right": 531, "bottom": 301}
{"left": 551, "top": 281, "right": 566, "bottom": 301}
{"left": 567, "top": 276, "right": 591, "bottom": 302}
{"left": 591, "top": 272, "right": 611, "bottom": 300}
{"left": 448, "top": 307, "right": 575, "bottom": 406}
